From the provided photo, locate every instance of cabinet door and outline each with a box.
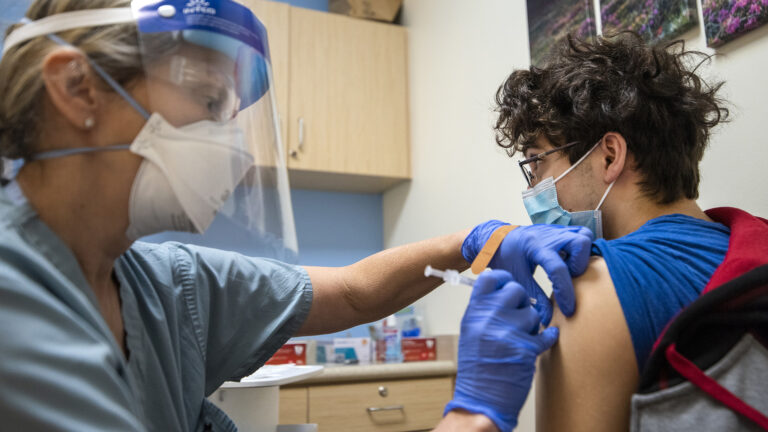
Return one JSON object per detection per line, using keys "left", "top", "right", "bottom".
{"left": 288, "top": 7, "right": 411, "bottom": 184}
{"left": 307, "top": 377, "right": 452, "bottom": 431}
{"left": 279, "top": 387, "right": 309, "bottom": 424}
{"left": 237, "top": 0, "right": 290, "bottom": 149}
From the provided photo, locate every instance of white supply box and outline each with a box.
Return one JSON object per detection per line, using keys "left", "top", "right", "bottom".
{"left": 333, "top": 337, "right": 373, "bottom": 363}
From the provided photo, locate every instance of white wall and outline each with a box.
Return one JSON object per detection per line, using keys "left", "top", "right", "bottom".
{"left": 385, "top": 0, "right": 532, "bottom": 334}
{"left": 386, "top": 1, "right": 768, "bottom": 430}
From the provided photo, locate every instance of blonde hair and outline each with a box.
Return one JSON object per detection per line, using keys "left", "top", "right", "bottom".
{"left": 0, "top": 0, "right": 143, "bottom": 160}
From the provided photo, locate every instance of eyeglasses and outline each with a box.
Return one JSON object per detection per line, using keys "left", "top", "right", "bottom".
{"left": 518, "top": 141, "right": 580, "bottom": 187}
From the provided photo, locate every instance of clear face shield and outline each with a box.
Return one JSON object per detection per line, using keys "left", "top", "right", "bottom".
{"left": 2, "top": 0, "right": 298, "bottom": 261}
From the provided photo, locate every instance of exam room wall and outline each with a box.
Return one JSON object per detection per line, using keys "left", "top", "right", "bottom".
{"left": 386, "top": 1, "right": 768, "bottom": 429}
{"left": 389, "top": 0, "right": 768, "bottom": 336}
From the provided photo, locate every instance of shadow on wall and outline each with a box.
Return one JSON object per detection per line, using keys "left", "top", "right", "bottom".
{"left": 291, "top": 189, "right": 383, "bottom": 267}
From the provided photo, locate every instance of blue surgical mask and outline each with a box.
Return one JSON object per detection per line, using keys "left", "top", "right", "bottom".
{"left": 521, "top": 142, "right": 615, "bottom": 239}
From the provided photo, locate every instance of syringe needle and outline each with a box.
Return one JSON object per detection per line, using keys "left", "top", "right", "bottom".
{"left": 425, "top": 265, "right": 538, "bottom": 305}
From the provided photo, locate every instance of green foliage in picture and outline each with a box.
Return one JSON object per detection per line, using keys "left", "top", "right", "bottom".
{"left": 527, "top": 0, "right": 597, "bottom": 67}
{"left": 600, "top": 0, "right": 698, "bottom": 44}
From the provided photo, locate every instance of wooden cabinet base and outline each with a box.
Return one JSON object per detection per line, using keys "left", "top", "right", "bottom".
{"left": 305, "top": 377, "right": 452, "bottom": 432}
{"left": 279, "top": 387, "right": 309, "bottom": 425}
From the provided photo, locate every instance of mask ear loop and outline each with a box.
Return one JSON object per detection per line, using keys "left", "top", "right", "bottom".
{"left": 554, "top": 141, "right": 601, "bottom": 184}
{"left": 595, "top": 181, "right": 615, "bottom": 211}
{"left": 39, "top": 32, "right": 151, "bottom": 120}
{"left": 13, "top": 16, "right": 149, "bottom": 119}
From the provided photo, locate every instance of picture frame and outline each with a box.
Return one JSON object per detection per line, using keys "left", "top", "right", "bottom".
{"left": 702, "top": 0, "right": 768, "bottom": 47}
{"left": 600, "top": 0, "right": 699, "bottom": 44}
{"left": 527, "top": 0, "right": 597, "bottom": 67}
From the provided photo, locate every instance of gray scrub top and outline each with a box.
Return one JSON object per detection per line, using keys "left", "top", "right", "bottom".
{"left": 0, "top": 182, "right": 314, "bottom": 431}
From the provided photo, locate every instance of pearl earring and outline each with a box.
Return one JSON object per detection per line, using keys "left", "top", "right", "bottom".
{"left": 84, "top": 117, "right": 95, "bottom": 129}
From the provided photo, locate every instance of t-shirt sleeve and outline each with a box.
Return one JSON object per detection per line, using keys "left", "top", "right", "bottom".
{"left": 590, "top": 232, "right": 726, "bottom": 371}
{"left": 168, "top": 243, "right": 313, "bottom": 395}
{"left": 0, "top": 273, "right": 147, "bottom": 431}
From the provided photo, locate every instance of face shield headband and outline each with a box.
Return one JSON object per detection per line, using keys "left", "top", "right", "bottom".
{"left": 3, "top": 0, "right": 271, "bottom": 113}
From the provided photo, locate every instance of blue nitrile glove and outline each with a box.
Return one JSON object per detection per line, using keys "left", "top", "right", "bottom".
{"left": 444, "top": 270, "right": 559, "bottom": 432}
{"left": 462, "top": 221, "right": 594, "bottom": 326}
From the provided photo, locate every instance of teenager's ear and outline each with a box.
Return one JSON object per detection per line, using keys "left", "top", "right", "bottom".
{"left": 600, "top": 132, "right": 627, "bottom": 183}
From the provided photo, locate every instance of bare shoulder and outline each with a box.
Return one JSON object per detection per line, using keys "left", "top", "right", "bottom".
{"left": 535, "top": 256, "right": 638, "bottom": 432}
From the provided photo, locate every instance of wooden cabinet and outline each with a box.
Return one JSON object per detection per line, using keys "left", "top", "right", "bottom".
{"left": 279, "top": 386, "right": 309, "bottom": 425}
{"left": 240, "top": 1, "right": 411, "bottom": 192}
{"left": 287, "top": 7, "right": 411, "bottom": 191}
{"left": 281, "top": 376, "right": 453, "bottom": 432}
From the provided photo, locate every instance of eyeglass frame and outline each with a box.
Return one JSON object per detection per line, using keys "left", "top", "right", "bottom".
{"left": 518, "top": 141, "right": 580, "bottom": 187}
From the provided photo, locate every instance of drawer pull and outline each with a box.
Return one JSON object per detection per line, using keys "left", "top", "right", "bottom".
{"left": 366, "top": 405, "right": 404, "bottom": 413}
{"left": 378, "top": 386, "right": 388, "bottom": 397}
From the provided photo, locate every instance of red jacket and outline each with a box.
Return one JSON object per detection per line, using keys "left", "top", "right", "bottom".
{"left": 704, "top": 207, "right": 768, "bottom": 293}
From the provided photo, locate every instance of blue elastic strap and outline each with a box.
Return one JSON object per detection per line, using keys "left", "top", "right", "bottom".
{"left": 33, "top": 145, "right": 131, "bottom": 161}
{"left": 43, "top": 32, "right": 151, "bottom": 120}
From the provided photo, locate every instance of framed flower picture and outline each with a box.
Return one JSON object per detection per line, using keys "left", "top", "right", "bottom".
{"left": 600, "top": 0, "right": 699, "bottom": 44}
{"left": 527, "top": 0, "right": 597, "bottom": 67}
{"left": 703, "top": 0, "right": 768, "bottom": 47}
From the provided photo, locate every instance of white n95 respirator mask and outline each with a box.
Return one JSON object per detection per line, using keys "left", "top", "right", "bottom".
{"left": 126, "top": 113, "right": 253, "bottom": 240}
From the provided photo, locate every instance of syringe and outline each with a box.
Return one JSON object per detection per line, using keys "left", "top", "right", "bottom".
{"left": 424, "top": 265, "right": 537, "bottom": 305}
{"left": 424, "top": 265, "right": 476, "bottom": 287}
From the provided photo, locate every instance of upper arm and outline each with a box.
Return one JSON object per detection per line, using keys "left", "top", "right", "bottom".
{"left": 535, "top": 257, "right": 638, "bottom": 432}
{"left": 298, "top": 266, "right": 360, "bottom": 336}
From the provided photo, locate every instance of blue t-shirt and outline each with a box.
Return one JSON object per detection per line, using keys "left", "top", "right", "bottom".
{"left": 591, "top": 214, "right": 730, "bottom": 372}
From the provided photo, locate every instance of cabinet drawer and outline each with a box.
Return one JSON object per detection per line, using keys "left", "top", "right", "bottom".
{"left": 308, "top": 377, "right": 452, "bottom": 432}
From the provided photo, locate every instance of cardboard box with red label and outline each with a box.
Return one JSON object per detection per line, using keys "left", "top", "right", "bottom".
{"left": 265, "top": 341, "right": 316, "bottom": 365}
{"left": 402, "top": 337, "right": 437, "bottom": 362}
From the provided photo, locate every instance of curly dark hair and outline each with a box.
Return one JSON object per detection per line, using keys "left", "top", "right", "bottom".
{"left": 494, "top": 32, "right": 729, "bottom": 204}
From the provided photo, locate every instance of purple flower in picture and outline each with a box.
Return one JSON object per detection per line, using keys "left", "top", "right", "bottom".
{"left": 746, "top": 16, "right": 759, "bottom": 28}
{"left": 763, "top": 0, "right": 768, "bottom": 6}
{"left": 749, "top": 3, "right": 761, "bottom": 14}
{"left": 726, "top": 16, "right": 741, "bottom": 33}
{"left": 719, "top": 9, "right": 729, "bottom": 21}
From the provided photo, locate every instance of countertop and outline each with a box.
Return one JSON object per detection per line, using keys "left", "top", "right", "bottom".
{"left": 283, "top": 360, "right": 457, "bottom": 386}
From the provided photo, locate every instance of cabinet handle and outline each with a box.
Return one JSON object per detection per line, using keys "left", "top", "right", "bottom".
{"left": 366, "top": 405, "right": 404, "bottom": 413}
{"left": 378, "top": 386, "right": 388, "bottom": 397}
{"left": 298, "top": 117, "right": 305, "bottom": 153}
